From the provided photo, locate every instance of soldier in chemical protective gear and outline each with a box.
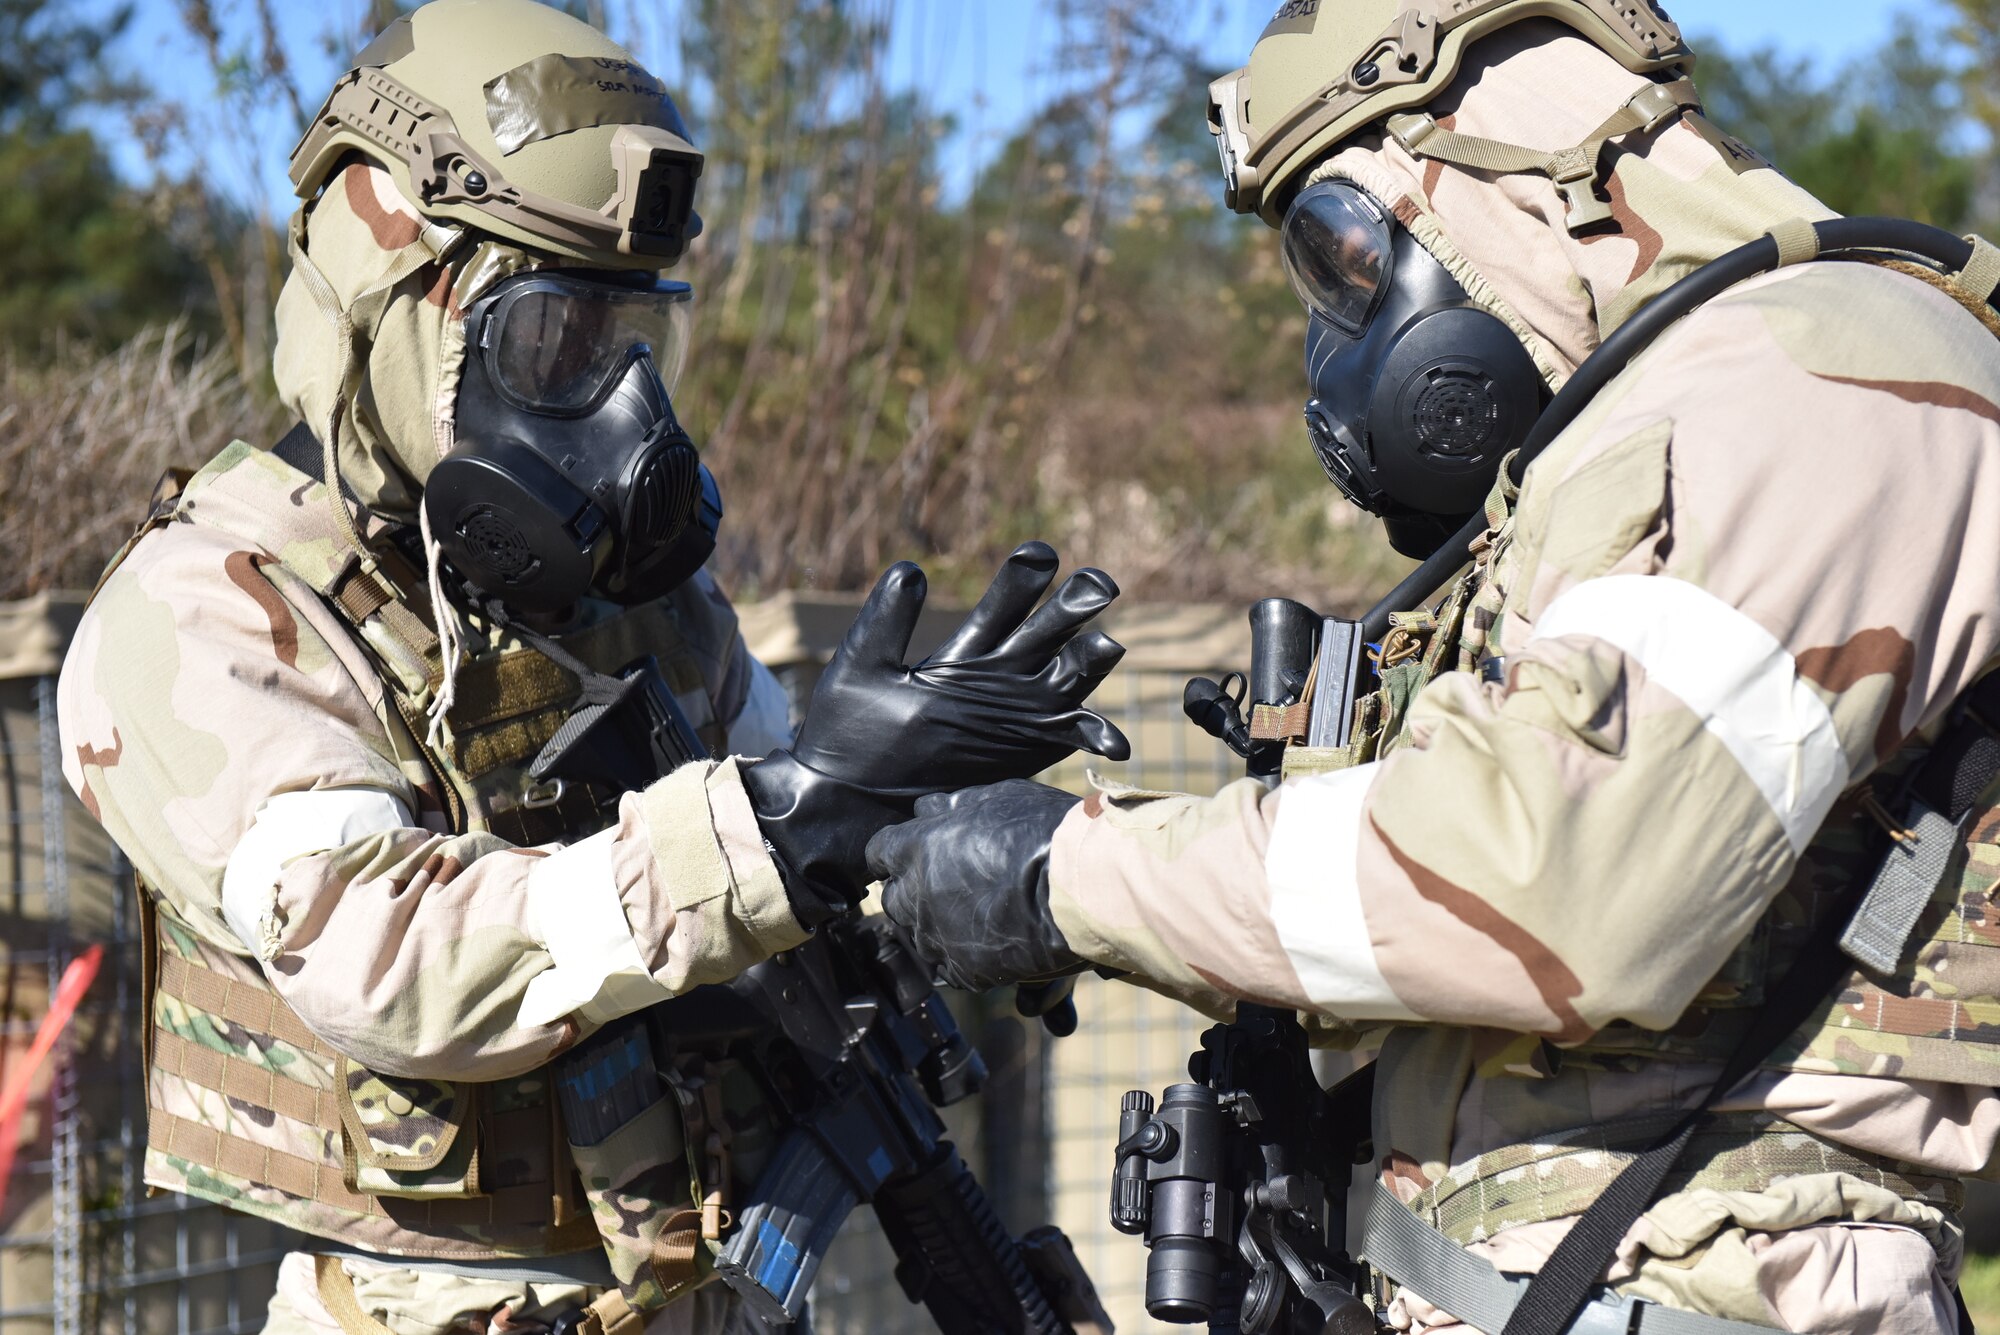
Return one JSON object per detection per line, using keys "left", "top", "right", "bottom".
{"left": 55, "top": 3, "right": 1128, "bottom": 1333}
{"left": 871, "top": 4, "right": 2000, "bottom": 1332}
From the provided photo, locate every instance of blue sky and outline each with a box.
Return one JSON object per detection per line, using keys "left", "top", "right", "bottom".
{"left": 101, "top": 0, "right": 1934, "bottom": 220}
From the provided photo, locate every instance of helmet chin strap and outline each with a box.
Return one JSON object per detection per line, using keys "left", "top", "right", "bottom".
{"left": 283, "top": 210, "right": 470, "bottom": 577}
{"left": 1386, "top": 78, "right": 1703, "bottom": 235}
{"left": 287, "top": 204, "right": 478, "bottom": 749}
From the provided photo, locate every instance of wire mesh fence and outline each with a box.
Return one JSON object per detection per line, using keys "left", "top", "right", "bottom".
{"left": 1, "top": 597, "right": 1250, "bottom": 1335}
{"left": 2, "top": 669, "right": 296, "bottom": 1335}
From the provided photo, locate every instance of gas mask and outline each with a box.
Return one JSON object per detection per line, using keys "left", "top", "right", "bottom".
{"left": 424, "top": 270, "right": 722, "bottom": 613}
{"left": 1282, "top": 181, "right": 1545, "bottom": 558}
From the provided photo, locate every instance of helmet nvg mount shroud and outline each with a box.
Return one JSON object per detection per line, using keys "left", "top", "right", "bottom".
{"left": 1210, "top": 0, "right": 1692, "bottom": 225}
{"left": 288, "top": 0, "right": 704, "bottom": 267}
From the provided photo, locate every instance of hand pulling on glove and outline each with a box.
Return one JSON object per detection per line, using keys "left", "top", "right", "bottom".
{"left": 867, "top": 780, "right": 1084, "bottom": 993}
{"left": 744, "top": 542, "right": 1128, "bottom": 924}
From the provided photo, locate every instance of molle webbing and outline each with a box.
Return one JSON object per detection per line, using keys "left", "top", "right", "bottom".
{"left": 149, "top": 943, "right": 595, "bottom": 1254}
{"left": 175, "top": 436, "right": 727, "bottom": 836}
{"left": 156, "top": 949, "right": 332, "bottom": 1056}
{"left": 1406, "top": 1111, "right": 1964, "bottom": 1249}
{"left": 153, "top": 1027, "right": 342, "bottom": 1128}
{"left": 148, "top": 1108, "right": 575, "bottom": 1230}
{"left": 1250, "top": 701, "right": 1312, "bottom": 746}
{"left": 439, "top": 601, "right": 721, "bottom": 783}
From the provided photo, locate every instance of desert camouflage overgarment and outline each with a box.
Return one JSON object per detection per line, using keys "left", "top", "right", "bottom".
{"left": 61, "top": 511, "right": 798, "bottom": 1082}
{"left": 54, "top": 95, "right": 799, "bottom": 1329}
{"left": 1056, "top": 256, "right": 1999, "bottom": 1328}
{"left": 1050, "top": 24, "right": 2000, "bottom": 1334}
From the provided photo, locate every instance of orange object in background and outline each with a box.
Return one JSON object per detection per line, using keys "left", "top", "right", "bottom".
{"left": 0, "top": 945, "right": 104, "bottom": 1216}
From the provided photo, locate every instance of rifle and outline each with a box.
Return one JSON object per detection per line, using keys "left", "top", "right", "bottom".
{"left": 1111, "top": 1009, "right": 1372, "bottom": 1335}
{"left": 1182, "top": 599, "right": 1368, "bottom": 778}
{"left": 1111, "top": 606, "right": 1375, "bottom": 1334}
{"left": 534, "top": 654, "right": 1112, "bottom": 1335}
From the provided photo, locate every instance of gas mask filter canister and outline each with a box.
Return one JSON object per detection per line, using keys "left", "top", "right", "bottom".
{"left": 1283, "top": 181, "right": 1545, "bottom": 557}
{"left": 425, "top": 270, "right": 722, "bottom": 612}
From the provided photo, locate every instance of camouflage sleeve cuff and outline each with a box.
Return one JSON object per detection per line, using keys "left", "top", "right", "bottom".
{"left": 1048, "top": 787, "right": 1184, "bottom": 975}
{"left": 1046, "top": 798, "right": 1135, "bottom": 973}
{"left": 629, "top": 758, "right": 806, "bottom": 989}
{"left": 703, "top": 757, "right": 808, "bottom": 955}
{"left": 1048, "top": 793, "right": 1282, "bottom": 1020}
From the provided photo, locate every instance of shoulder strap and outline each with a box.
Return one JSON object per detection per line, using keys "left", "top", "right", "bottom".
{"left": 1500, "top": 675, "right": 2000, "bottom": 1335}
{"left": 273, "top": 419, "right": 378, "bottom": 518}
{"left": 271, "top": 420, "right": 322, "bottom": 480}
{"left": 93, "top": 423, "right": 319, "bottom": 603}
{"left": 89, "top": 465, "right": 197, "bottom": 600}
{"left": 1387, "top": 80, "right": 1702, "bottom": 234}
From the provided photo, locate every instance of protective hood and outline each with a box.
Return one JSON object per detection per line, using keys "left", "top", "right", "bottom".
{"left": 1306, "top": 20, "right": 1836, "bottom": 386}
{"left": 272, "top": 160, "right": 539, "bottom": 521}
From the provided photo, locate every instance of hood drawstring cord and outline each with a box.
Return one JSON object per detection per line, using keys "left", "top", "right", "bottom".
{"left": 420, "top": 502, "right": 469, "bottom": 749}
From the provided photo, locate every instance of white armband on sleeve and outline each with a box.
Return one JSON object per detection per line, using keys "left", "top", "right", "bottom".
{"left": 1264, "top": 762, "right": 1416, "bottom": 1018}
{"left": 221, "top": 788, "right": 413, "bottom": 954}
{"left": 517, "top": 828, "right": 675, "bottom": 1029}
{"left": 1529, "top": 575, "right": 1848, "bottom": 853}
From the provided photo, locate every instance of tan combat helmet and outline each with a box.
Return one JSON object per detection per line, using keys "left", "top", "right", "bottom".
{"left": 289, "top": 0, "right": 702, "bottom": 268}
{"left": 1211, "top": 0, "right": 1694, "bottom": 229}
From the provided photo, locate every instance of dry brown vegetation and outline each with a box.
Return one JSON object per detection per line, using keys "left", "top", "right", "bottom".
{"left": 13, "top": 1, "right": 2000, "bottom": 616}
{"left": 0, "top": 327, "right": 282, "bottom": 597}
{"left": 0, "top": 0, "right": 1412, "bottom": 613}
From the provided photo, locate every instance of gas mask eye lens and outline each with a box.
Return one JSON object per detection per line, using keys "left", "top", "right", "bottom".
{"left": 1280, "top": 182, "right": 1394, "bottom": 336}
{"left": 485, "top": 274, "right": 694, "bottom": 416}
{"left": 493, "top": 289, "right": 611, "bottom": 409}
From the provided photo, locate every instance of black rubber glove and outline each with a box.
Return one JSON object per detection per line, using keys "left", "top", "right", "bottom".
{"left": 744, "top": 543, "right": 1128, "bottom": 923}
{"left": 867, "top": 780, "right": 1085, "bottom": 992}
{"left": 1014, "top": 976, "right": 1080, "bottom": 1037}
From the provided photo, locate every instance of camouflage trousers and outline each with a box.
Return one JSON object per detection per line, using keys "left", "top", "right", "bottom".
{"left": 263, "top": 1253, "right": 772, "bottom": 1335}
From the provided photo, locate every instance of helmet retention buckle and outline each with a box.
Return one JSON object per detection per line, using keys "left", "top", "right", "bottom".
{"left": 1387, "top": 78, "right": 1702, "bottom": 235}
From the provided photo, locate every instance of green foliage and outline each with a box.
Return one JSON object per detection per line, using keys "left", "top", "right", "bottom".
{"left": 1963, "top": 1252, "right": 2000, "bottom": 1327}
{"left": 0, "top": 0, "right": 216, "bottom": 354}
{"left": 651, "top": 0, "right": 1372, "bottom": 604}
{"left": 0, "top": 0, "right": 133, "bottom": 135}
{"left": 9, "top": 0, "right": 2000, "bottom": 602}
{"left": 1693, "top": 15, "right": 1982, "bottom": 230}
{"left": 0, "top": 129, "right": 211, "bottom": 349}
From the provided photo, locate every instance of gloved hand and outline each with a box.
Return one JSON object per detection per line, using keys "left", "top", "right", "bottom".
{"left": 744, "top": 543, "right": 1128, "bottom": 924}
{"left": 1014, "top": 976, "right": 1080, "bottom": 1037}
{"left": 867, "top": 780, "right": 1085, "bottom": 992}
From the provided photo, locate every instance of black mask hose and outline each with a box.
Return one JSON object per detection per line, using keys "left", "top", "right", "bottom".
{"left": 1361, "top": 217, "right": 1981, "bottom": 643}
